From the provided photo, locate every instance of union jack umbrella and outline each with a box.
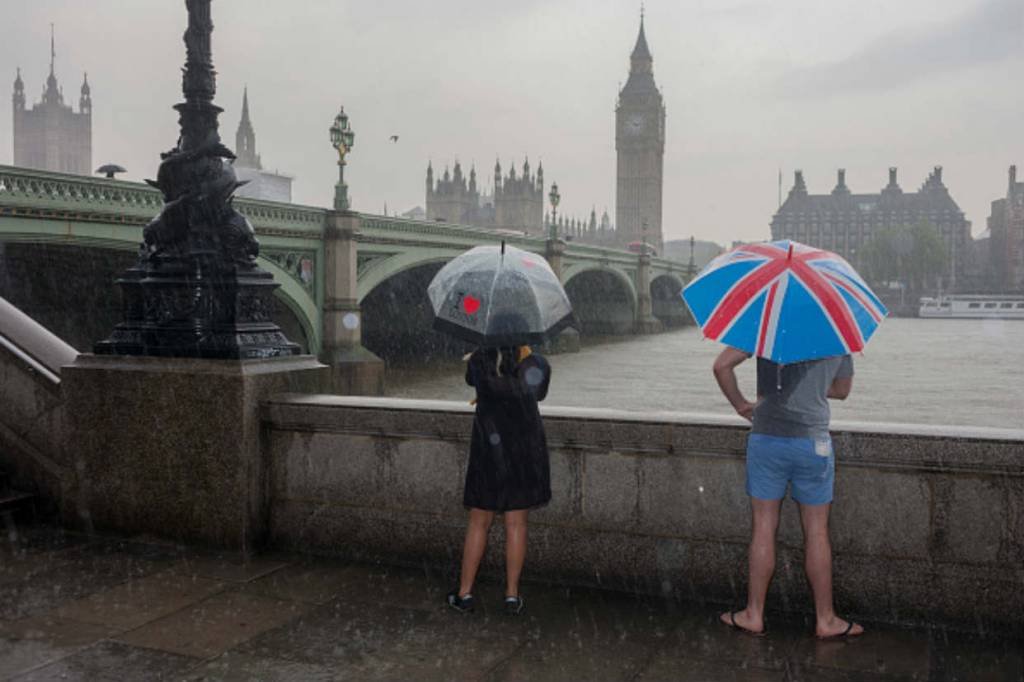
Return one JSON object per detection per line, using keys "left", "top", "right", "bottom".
{"left": 681, "top": 240, "right": 887, "bottom": 364}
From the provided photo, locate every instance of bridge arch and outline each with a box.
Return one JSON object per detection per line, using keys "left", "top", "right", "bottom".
{"left": 356, "top": 249, "right": 454, "bottom": 304}
{"left": 358, "top": 254, "right": 472, "bottom": 362}
{"left": 256, "top": 256, "right": 320, "bottom": 354}
{"left": 650, "top": 272, "right": 690, "bottom": 328}
{"left": 563, "top": 264, "right": 637, "bottom": 335}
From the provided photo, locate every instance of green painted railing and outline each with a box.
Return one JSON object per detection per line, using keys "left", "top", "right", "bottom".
{"left": 0, "top": 165, "right": 326, "bottom": 237}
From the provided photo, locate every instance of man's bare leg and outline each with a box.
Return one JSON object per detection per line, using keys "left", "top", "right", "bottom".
{"left": 721, "top": 497, "right": 781, "bottom": 634}
{"left": 799, "top": 502, "right": 864, "bottom": 638}
{"left": 458, "top": 508, "right": 495, "bottom": 597}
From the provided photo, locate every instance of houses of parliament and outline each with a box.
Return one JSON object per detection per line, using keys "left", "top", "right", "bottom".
{"left": 12, "top": 33, "right": 92, "bottom": 175}
{"left": 425, "top": 14, "right": 666, "bottom": 251}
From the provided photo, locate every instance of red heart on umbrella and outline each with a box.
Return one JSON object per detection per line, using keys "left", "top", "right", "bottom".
{"left": 462, "top": 295, "right": 481, "bottom": 314}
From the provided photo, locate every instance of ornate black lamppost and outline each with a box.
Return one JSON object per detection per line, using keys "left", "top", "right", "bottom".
{"left": 548, "top": 182, "right": 560, "bottom": 240}
{"left": 95, "top": 0, "right": 298, "bottom": 358}
{"left": 329, "top": 107, "right": 354, "bottom": 211}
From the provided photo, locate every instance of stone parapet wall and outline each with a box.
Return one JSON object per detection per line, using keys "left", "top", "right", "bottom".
{"left": 262, "top": 395, "right": 1024, "bottom": 634}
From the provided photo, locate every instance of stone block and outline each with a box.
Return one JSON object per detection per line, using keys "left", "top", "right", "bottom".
{"left": 943, "top": 477, "right": 1005, "bottom": 564}
{"left": 391, "top": 437, "right": 465, "bottom": 513}
{"left": 830, "top": 468, "right": 930, "bottom": 558}
{"left": 581, "top": 452, "right": 641, "bottom": 528}
{"left": 281, "top": 432, "right": 383, "bottom": 507}
{"left": 62, "top": 354, "right": 327, "bottom": 551}
{"left": 1006, "top": 478, "right": 1024, "bottom": 564}
{"left": 532, "top": 448, "right": 583, "bottom": 523}
{"left": 638, "top": 455, "right": 748, "bottom": 541}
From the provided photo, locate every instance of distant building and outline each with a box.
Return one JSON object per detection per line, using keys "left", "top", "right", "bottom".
{"left": 401, "top": 206, "right": 426, "bottom": 221}
{"left": 231, "top": 88, "right": 293, "bottom": 203}
{"left": 663, "top": 238, "right": 725, "bottom": 270}
{"left": 770, "top": 167, "right": 971, "bottom": 289}
{"left": 12, "top": 32, "right": 91, "bottom": 175}
{"left": 988, "top": 165, "right": 1024, "bottom": 292}
{"left": 425, "top": 158, "right": 544, "bottom": 235}
{"left": 616, "top": 13, "right": 665, "bottom": 253}
{"left": 552, "top": 208, "right": 621, "bottom": 248}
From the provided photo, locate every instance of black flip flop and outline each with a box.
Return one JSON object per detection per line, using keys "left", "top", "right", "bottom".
{"left": 724, "top": 611, "right": 767, "bottom": 637}
{"left": 816, "top": 619, "right": 863, "bottom": 640}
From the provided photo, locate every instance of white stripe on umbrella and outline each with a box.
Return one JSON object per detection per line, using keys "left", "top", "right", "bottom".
{"left": 757, "top": 273, "right": 788, "bottom": 359}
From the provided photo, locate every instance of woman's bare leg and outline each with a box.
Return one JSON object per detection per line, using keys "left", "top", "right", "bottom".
{"left": 459, "top": 508, "right": 494, "bottom": 597}
{"left": 504, "top": 510, "right": 528, "bottom": 597}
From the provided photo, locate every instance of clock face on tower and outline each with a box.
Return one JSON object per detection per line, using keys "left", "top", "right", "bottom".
{"left": 626, "top": 114, "right": 645, "bottom": 135}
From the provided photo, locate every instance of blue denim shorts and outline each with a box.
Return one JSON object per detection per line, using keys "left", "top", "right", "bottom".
{"left": 746, "top": 433, "right": 835, "bottom": 505}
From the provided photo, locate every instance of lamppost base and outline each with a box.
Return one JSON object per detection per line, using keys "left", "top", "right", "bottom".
{"left": 95, "top": 257, "right": 300, "bottom": 359}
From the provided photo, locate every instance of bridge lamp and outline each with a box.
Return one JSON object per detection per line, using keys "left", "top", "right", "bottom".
{"left": 330, "top": 107, "right": 355, "bottom": 211}
{"left": 548, "top": 182, "right": 560, "bottom": 240}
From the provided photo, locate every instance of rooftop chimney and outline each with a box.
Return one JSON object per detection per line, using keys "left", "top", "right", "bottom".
{"left": 1011, "top": 165, "right": 1018, "bottom": 187}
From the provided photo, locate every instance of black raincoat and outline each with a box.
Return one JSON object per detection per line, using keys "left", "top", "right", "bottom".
{"left": 463, "top": 347, "right": 552, "bottom": 511}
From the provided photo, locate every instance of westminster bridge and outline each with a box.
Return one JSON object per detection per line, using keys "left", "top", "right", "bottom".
{"left": 0, "top": 165, "right": 691, "bottom": 376}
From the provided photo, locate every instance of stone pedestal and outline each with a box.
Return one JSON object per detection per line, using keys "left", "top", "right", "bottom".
{"left": 545, "top": 328, "right": 581, "bottom": 354}
{"left": 634, "top": 251, "right": 664, "bottom": 335}
{"left": 62, "top": 353, "right": 327, "bottom": 552}
{"left": 321, "top": 211, "right": 385, "bottom": 395}
{"left": 634, "top": 317, "right": 664, "bottom": 334}
{"left": 545, "top": 237, "right": 566, "bottom": 280}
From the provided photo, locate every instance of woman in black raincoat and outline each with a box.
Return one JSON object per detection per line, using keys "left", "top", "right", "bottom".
{"left": 447, "top": 345, "right": 551, "bottom": 615}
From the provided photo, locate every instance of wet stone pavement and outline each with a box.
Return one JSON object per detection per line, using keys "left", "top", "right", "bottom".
{"left": 1, "top": 525, "right": 1021, "bottom": 681}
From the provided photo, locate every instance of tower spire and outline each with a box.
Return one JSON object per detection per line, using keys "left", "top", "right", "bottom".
{"left": 50, "top": 23, "right": 55, "bottom": 76}
{"left": 241, "top": 85, "right": 250, "bottom": 124}
{"left": 631, "top": 8, "right": 652, "bottom": 64}
{"left": 234, "top": 85, "right": 260, "bottom": 169}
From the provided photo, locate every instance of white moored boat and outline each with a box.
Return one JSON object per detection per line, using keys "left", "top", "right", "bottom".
{"left": 919, "top": 295, "right": 1024, "bottom": 319}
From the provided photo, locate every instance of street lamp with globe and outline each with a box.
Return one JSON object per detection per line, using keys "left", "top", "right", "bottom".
{"left": 548, "top": 182, "right": 561, "bottom": 240}
{"left": 329, "top": 107, "right": 355, "bottom": 211}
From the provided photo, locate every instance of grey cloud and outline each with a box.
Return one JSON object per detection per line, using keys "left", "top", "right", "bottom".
{"left": 778, "top": 0, "right": 1022, "bottom": 97}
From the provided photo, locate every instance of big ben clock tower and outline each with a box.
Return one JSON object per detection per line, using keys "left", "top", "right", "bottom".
{"left": 616, "top": 12, "right": 665, "bottom": 251}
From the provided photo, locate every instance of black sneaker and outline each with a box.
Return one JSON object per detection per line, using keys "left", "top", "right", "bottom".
{"left": 504, "top": 595, "right": 524, "bottom": 615}
{"left": 446, "top": 590, "right": 474, "bottom": 613}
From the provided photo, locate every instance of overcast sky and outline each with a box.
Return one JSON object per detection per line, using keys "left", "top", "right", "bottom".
{"left": 1, "top": 0, "right": 1021, "bottom": 244}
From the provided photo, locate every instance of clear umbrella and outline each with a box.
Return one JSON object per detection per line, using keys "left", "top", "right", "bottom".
{"left": 428, "top": 243, "right": 575, "bottom": 346}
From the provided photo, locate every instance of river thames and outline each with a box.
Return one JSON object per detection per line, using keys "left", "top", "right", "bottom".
{"left": 387, "top": 318, "right": 1024, "bottom": 430}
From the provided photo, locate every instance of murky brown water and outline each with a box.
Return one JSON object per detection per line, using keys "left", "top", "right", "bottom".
{"left": 386, "top": 318, "right": 1024, "bottom": 430}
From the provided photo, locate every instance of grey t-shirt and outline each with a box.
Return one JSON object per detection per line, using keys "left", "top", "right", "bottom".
{"left": 751, "top": 355, "right": 853, "bottom": 438}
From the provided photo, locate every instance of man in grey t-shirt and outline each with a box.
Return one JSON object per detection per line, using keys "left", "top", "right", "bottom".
{"left": 712, "top": 346, "right": 863, "bottom": 639}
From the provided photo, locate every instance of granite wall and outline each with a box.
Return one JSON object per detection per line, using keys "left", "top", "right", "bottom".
{"left": 262, "top": 395, "right": 1024, "bottom": 634}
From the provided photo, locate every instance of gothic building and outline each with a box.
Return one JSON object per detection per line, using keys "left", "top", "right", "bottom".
{"left": 615, "top": 13, "right": 665, "bottom": 252}
{"left": 770, "top": 167, "right": 971, "bottom": 289}
{"left": 12, "top": 34, "right": 91, "bottom": 175}
{"left": 231, "top": 88, "right": 293, "bottom": 203}
{"left": 425, "top": 158, "right": 545, "bottom": 235}
{"left": 988, "top": 165, "right": 1024, "bottom": 292}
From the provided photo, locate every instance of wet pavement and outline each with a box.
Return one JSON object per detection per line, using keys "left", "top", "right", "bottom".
{"left": 1, "top": 525, "right": 1021, "bottom": 681}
